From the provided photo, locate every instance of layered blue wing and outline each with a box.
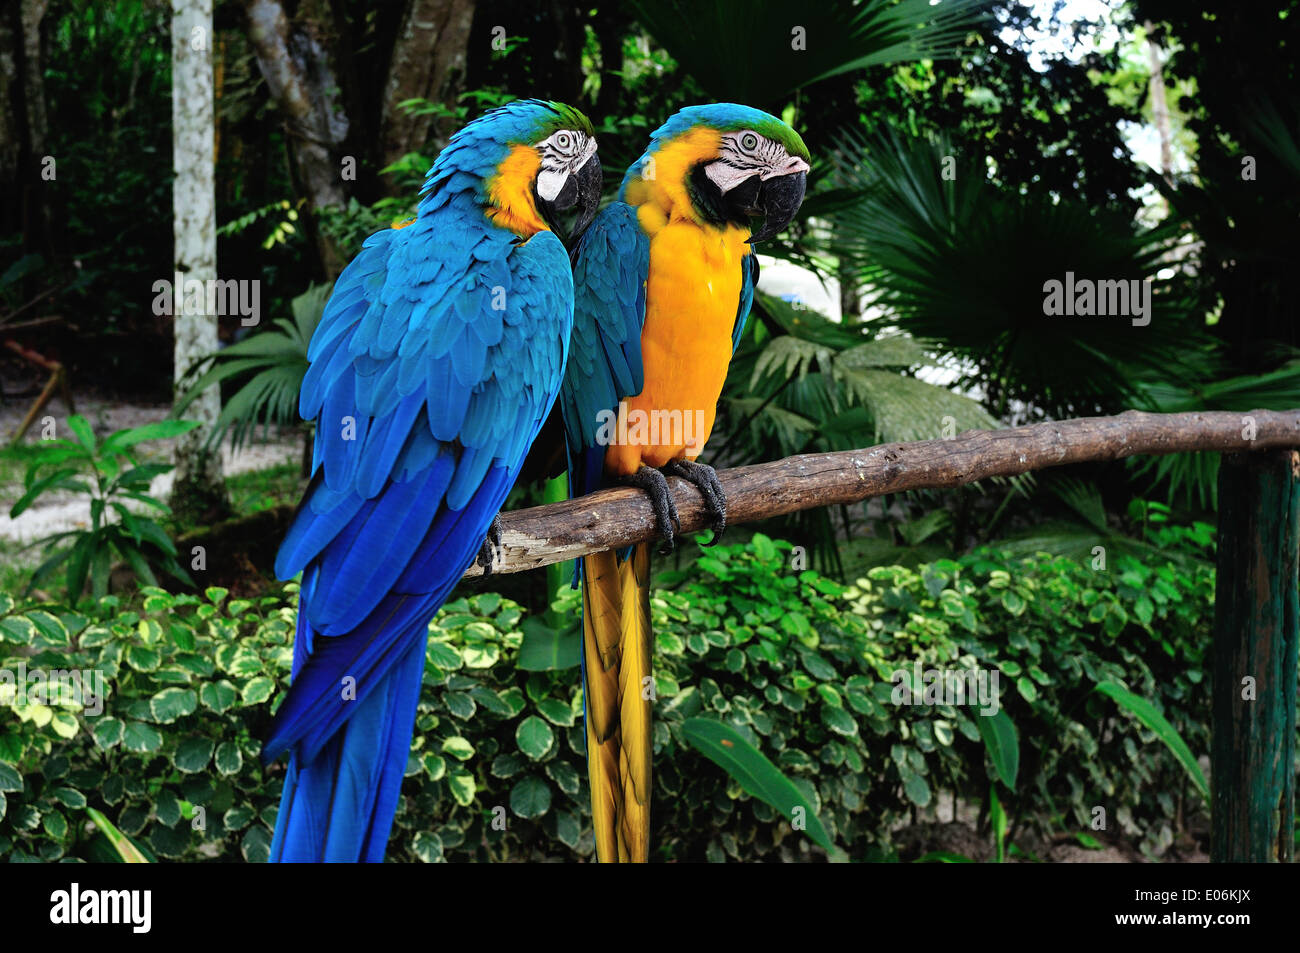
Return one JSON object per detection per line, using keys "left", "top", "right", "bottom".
{"left": 558, "top": 201, "right": 649, "bottom": 497}
{"left": 267, "top": 192, "right": 573, "bottom": 861}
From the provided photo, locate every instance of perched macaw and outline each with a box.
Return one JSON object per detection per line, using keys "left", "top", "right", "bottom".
{"left": 265, "top": 99, "right": 601, "bottom": 863}
{"left": 561, "top": 104, "right": 810, "bottom": 862}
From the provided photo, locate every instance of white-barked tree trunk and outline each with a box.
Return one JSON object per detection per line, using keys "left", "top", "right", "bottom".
{"left": 170, "top": 0, "right": 225, "bottom": 511}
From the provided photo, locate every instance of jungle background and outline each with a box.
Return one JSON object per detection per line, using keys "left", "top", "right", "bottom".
{"left": 0, "top": 0, "right": 1296, "bottom": 863}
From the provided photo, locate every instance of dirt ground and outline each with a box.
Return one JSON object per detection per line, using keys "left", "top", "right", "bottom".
{"left": 0, "top": 394, "right": 299, "bottom": 544}
{"left": 892, "top": 792, "right": 1210, "bottom": 863}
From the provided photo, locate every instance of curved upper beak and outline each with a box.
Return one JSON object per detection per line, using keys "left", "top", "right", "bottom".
{"left": 540, "top": 153, "right": 603, "bottom": 244}
{"left": 746, "top": 168, "right": 807, "bottom": 245}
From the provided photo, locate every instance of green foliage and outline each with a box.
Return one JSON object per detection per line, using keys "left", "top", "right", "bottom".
{"left": 651, "top": 528, "right": 1217, "bottom": 859}
{"left": 175, "top": 284, "right": 330, "bottom": 453}
{"left": 990, "top": 479, "right": 1214, "bottom": 571}
{"left": 681, "top": 716, "right": 834, "bottom": 852}
{"left": 0, "top": 585, "right": 291, "bottom": 862}
{"left": 1128, "top": 357, "right": 1300, "bottom": 509}
{"left": 316, "top": 153, "right": 429, "bottom": 258}
{"left": 0, "top": 528, "right": 1222, "bottom": 862}
{"left": 216, "top": 199, "right": 306, "bottom": 251}
{"left": 1094, "top": 681, "right": 1208, "bottom": 803}
{"left": 84, "top": 806, "right": 150, "bottom": 862}
{"left": 224, "top": 463, "right": 309, "bottom": 517}
{"left": 974, "top": 708, "right": 1018, "bottom": 790}
{"left": 1134, "top": 1, "right": 1298, "bottom": 379}
{"left": 727, "top": 292, "right": 996, "bottom": 460}
{"left": 847, "top": 4, "right": 1149, "bottom": 212}
{"left": 845, "top": 535, "right": 1216, "bottom": 857}
{"left": 385, "top": 590, "right": 593, "bottom": 861}
{"left": 8, "top": 417, "right": 200, "bottom": 600}
{"left": 720, "top": 290, "right": 998, "bottom": 573}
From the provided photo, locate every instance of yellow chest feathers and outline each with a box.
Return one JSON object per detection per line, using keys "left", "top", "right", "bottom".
{"left": 621, "top": 127, "right": 753, "bottom": 337}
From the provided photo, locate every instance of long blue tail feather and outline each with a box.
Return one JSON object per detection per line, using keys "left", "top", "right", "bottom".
{"left": 269, "top": 631, "right": 425, "bottom": 863}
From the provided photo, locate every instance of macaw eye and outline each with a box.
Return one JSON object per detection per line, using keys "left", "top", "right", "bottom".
{"left": 739, "top": 132, "right": 759, "bottom": 153}
{"left": 555, "top": 132, "right": 574, "bottom": 152}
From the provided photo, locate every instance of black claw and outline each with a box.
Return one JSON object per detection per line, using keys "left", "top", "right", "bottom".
{"left": 625, "top": 466, "right": 680, "bottom": 554}
{"left": 477, "top": 515, "right": 504, "bottom": 574}
{"left": 665, "top": 459, "right": 728, "bottom": 544}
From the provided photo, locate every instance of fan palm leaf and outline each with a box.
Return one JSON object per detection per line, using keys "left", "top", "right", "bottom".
{"left": 174, "top": 283, "right": 330, "bottom": 450}
{"left": 828, "top": 131, "right": 1211, "bottom": 420}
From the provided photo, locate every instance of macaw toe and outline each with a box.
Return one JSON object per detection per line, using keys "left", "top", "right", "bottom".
{"left": 665, "top": 459, "right": 727, "bottom": 544}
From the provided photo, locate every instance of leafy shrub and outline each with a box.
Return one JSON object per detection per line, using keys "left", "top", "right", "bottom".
{"left": 8, "top": 417, "right": 199, "bottom": 600}
{"left": 846, "top": 541, "right": 1216, "bottom": 857}
{"left": 0, "top": 587, "right": 290, "bottom": 861}
{"left": 0, "top": 527, "right": 1223, "bottom": 862}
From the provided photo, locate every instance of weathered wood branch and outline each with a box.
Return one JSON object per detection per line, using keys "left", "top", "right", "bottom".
{"left": 466, "top": 409, "right": 1300, "bottom": 578}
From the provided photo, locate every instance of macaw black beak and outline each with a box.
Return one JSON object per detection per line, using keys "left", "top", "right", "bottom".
{"left": 746, "top": 170, "right": 807, "bottom": 245}
{"left": 569, "top": 153, "right": 603, "bottom": 240}
{"left": 540, "top": 154, "right": 603, "bottom": 244}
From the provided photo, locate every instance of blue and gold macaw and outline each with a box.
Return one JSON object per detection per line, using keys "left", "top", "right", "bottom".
{"left": 561, "top": 104, "right": 810, "bottom": 861}
{"left": 265, "top": 100, "right": 600, "bottom": 863}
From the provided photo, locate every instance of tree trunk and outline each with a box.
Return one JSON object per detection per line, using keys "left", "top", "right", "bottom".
{"left": 241, "top": 0, "right": 348, "bottom": 278}
{"left": 838, "top": 259, "right": 861, "bottom": 324}
{"left": 0, "top": 6, "right": 22, "bottom": 238}
{"left": 1143, "top": 20, "right": 1173, "bottom": 184}
{"left": 170, "top": 0, "right": 228, "bottom": 523}
{"left": 591, "top": 3, "right": 631, "bottom": 124}
{"left": 0, "top": 0, "right": 52, "bottom": 255}
{"left": 379, "top": 0, "right": 475, "bottom": 182}
{"left": 17, "top": 1, "right": 46, "bottom": 160}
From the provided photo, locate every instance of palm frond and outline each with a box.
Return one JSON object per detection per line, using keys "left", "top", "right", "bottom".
{"left": 173, "top": 283, "right": 330, "bottom": 451}
{"left": 833, "top": 368, "right": 994, "bottom": 444}
{"left": 1044, "top": 475, "right": 1108, "bottom": 534}
{"left": 837, "top": 334, "right": 935, "bottom": 368}
{"left": 828, "top": 131, "right": 1211, "bottom": 419}
{"left": 751, "top": 336, "right": 835, "bottom": 388}
{"left": 1242, "top": 97, "right": 1300, "bottom": 181}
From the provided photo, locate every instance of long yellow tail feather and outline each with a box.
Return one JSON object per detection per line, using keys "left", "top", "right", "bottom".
{"left": 582, "top": 543, "right": 652, "bottom": 862}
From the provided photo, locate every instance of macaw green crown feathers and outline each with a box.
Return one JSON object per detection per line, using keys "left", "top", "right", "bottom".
{"left": 534, "top": 100, "right": 596, "bottom": 140}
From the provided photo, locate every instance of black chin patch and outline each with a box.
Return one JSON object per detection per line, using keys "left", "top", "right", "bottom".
{"left": 726, "top": 174, "right": 761, "bottom": 215}
{"left": 553, "top": 173, "right": 578, "bottom": 211}
{"left": 687, "top": 164, "right": 728, "bottom": 225}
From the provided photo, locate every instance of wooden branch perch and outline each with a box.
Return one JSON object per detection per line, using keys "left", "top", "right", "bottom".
{"left": 465, "top": 409, "right": 1300, "bottom": 578}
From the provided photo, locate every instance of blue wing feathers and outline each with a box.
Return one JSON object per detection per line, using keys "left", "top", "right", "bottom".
{"left": 274, "top": 481, "right": 364, "bottom": 580}
{"left": 269, "top": 462, "right": 513, "bottom": 766}
{"left": 560, "top": 202, "right": 649, "bottom": 497}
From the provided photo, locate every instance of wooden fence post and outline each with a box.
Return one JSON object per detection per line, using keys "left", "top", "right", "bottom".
{"left": 1211, "top": 449, "right": 1300, "bottom": 862}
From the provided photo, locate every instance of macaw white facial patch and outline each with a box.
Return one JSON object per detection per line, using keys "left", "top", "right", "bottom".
{"left": 705, "top": 129, "right": 809, "bottom": 194}
{"left": 536, "top": 168, "right": 567, "bottom": 202}
{"left": 535, "top": 130, "right": 597, "bottom": 202}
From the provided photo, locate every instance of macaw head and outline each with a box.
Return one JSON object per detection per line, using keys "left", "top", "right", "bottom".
{"left": 425, "top": 99, "right": 602, "bottom": 240}
{"left": 622, "top": 103, "right": 811, "bottom": 244}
